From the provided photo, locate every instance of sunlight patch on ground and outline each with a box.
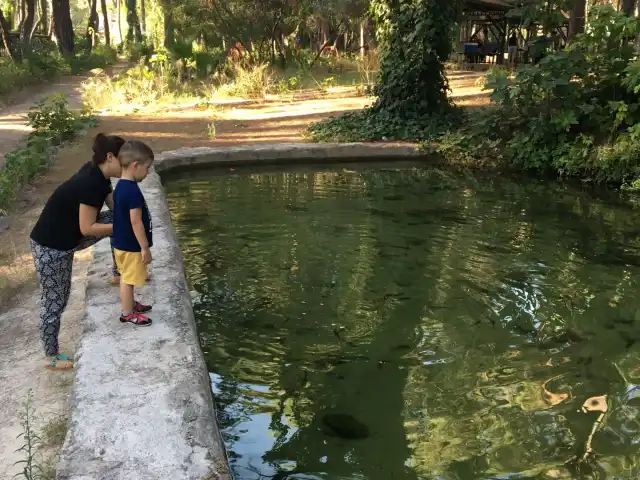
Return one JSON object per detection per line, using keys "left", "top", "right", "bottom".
{"left": 218, "top": 98, "right": 372, "bottom": 121}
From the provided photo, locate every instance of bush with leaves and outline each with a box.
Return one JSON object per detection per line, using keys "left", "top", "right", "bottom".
{"left": 0, "top": 95, "right": 95, "bottom": 210}
{"left": 307, "top": 0, "right": 461, "bottom": 143}
{"left": 0, "top": 41, "right": 117, "bottom": 101}
{"left": 438, "top": 5, "right": 640, "bottom": 186}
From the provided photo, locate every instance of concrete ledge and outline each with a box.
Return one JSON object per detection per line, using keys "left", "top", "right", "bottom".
{"left": 57, "top": 171, "right": 230, "bottom": 480}
{"left": 154, "top": 142, "right": 424, "bottom": 172}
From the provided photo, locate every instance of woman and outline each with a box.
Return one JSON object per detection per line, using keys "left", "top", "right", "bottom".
{"left": 30, "top": 133, "right": 125, "bottom": 370}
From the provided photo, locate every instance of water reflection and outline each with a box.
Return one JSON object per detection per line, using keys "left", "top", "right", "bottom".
{"left": 165, "top": 166, "right": 640, "bottom": 479}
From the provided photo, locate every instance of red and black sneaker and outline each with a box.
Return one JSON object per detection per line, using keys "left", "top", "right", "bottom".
{"left": 120, "top": 312, "right": 153, "bottom": 327}
{"left": 133, "top": 301, "right": 153, "bottom": 314}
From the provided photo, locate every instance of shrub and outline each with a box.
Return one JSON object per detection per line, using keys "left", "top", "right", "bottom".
{"left": 81, "top": 61, "right": 184, "bottom": 110}
{"left": 438, "top": 4, "right": 640, "bottom": 185}
{"left": 355, "top": 49, "right": 380, "bottom": 86}
{"left": 215, "top": 63, "right": 275, "bottom": 99}
{"left": 0, "top": 43, "right": 117, "bottom": 101}
{"left": 0, "top": 95, "right": 94, "bottom": 210}
{"left": 27, "top": 94, "right": 85, "bottom": 143}
{"left": 0, "top": 59, "right": 32, "bottom": 98}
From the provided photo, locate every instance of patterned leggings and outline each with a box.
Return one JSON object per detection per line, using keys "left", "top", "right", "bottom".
{"left": 30, "top": 211, "right": 118, "bottom": 356}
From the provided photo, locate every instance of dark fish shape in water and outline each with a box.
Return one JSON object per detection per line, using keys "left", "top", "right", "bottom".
{"left": 382, "top": 194, "right": 404, "bottom": 201}
{"left": 285, "top": 204, "right": 309, "bottom": 212}
{"left": 366, "top": 207, "right": 396, "bottom": 218}
{"left": 537, "top": 329, "right": 588, "bottom": 349}
{"left": 321, "top": 413, "right": 370, "bottom": 440}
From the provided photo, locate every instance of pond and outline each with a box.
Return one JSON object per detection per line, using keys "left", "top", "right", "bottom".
{"left": 165, "top": 164, "right": 640, "bottom": 480}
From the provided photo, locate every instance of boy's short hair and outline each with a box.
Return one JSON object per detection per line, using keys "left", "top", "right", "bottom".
{"left": 119, "top": 140, "right": 154, "bottom": 167}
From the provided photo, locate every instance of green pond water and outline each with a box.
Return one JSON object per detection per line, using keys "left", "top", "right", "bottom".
{"left": 165, "top": 164, "right": 640, "bottom": 480}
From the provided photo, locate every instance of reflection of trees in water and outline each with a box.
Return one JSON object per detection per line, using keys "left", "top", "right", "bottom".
{"left": 165, "top": 168, "right": 640, "bottom": 478}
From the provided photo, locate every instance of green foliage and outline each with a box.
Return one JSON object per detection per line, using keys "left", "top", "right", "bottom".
{"left": 308, "top": 109, "right": 459, "bottom": 142}
{"left": 370, "top": 0, "right": 459, "bottom": 117}
{"left": 214, "top": 63, "right": 275, "bottom": 99}
{"left": 437, "top": 5, "right": 640, "bottom": 186}
{"left": 13, "top": 390, "right": 41, "bottom": 480}
{"left": 0, "top": 43, "right": 117, "bottom": 100}
{"left": 27, "top": 94, "right": 85, "bottom": 143}
{"left": 0, "top": 96, "right": 94, "bottom": 210}
{"left": 124, "top": 40, "right": 154, "bottom": 62}
{"left": 307, "top": 0, "right": 460, "bottom": 143}
{"left": 12, "top": 391, "right": 59, "bottom": 480}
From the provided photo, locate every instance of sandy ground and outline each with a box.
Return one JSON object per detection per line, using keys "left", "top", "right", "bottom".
{"left": 0, "top": 68, "right": 487, "bottom": 477}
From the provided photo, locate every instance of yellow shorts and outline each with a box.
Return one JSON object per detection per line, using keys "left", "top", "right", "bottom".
{"left": 114, "top": 249, "right": 147, "bottom": 286}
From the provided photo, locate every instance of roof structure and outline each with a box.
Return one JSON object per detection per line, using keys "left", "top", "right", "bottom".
{"left": 463, "top": 0, "right": 518, "bottom": 12}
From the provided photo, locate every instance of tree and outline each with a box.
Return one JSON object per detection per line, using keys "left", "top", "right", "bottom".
{"left": 86, "top": 0, "right": 99, "bottom": 50}
{"left": 622, "top": 0, "right": 635, "bottom": 16}
{"left": 370, "top": 0, "right": 459, "bottom": 118}
{"left": 51, "top": 0, "right": 74, "bottom": 54}
{"left": 20, "top": 0, "right": 35, "bottom": 46}
{"left": 117, "top": 0, "right": 123, "bottom": 43}
{"left": 163, "top": 8, "right": 173, "bottom": 47}
{"left": 140, "top": 0, "right": 145, "bottom": 34}
{"left": 40, "top": 0, "right": 48, "bottom": 34}
{"left": 0, "top": 7, "right": 19, "bottom": 60}
{"left": 101, "top": 0, "right": 110, "bottom": 45}
{"left": 568, "top": 0, "right": 586, "bottom": 39}
{"left": 125, "top": 0, "right": 141, "bottom": 43}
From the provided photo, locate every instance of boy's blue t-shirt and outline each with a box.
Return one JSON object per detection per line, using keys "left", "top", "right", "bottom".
{"left": 113, "top": 179, "right": 153, "bottom": 252}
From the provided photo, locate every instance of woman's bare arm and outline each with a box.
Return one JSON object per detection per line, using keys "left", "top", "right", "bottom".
{"left": 79, "top": 204, "right": 113, "bottom": 237}
{"left": 105, "top": 192, "right": 114, "bottom": 211}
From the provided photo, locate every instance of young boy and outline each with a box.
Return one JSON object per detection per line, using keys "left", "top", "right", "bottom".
{"left": 113, "top": 140, "right": 155, "bottom": 326}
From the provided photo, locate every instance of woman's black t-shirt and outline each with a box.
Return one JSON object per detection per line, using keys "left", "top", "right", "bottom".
{"left": 30, "top": 162, "right": 112, "bottom": 251}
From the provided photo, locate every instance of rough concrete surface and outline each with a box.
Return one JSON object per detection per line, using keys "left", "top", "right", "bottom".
{"left": 57, "top": 172, "right": 230, "bottom": 480}
{"left": 0, "top": 251, "right": 89, "bottom": 478}
{"left": 154, "top": 142, "right": 423, "bottom": 172}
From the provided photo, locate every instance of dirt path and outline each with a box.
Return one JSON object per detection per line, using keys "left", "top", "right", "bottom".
{"left": 0, "top": 63, "right": 129, "bottom": 168}
{"left": 0, "top": 74, "right": 88, "bottom": 168}
{"left": 0, "top": 69, "right": 487, "bottom": 477}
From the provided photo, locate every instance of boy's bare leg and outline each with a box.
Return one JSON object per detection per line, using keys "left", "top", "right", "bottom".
{"left": 120, "top": 282, "right": 134, "bottom": 314}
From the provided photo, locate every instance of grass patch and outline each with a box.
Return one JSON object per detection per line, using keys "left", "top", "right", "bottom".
{"left": 80, "top": 49, "right": 377, "bottom": 111}
{"left": 14, "top": 390, "right": 65, "bottom": 480}
{"left": 0, "top": 94, "right": 96, "bottom": 211}
{"left": 40, "top": 416, "right": 69, "bottom": 449}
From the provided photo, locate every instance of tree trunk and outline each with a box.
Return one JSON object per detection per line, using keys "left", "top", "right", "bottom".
{"left": 85, "top": 0, "right": 98, "bottom": 51}
{"left": 51, "top": 0, "right": 74, "bottom": 54}
{"left": 100, "top": 0, "right": 110, "bottom": 45}
{"left": 278, "top": 31, "right": 286, "bottom": 68}
{"left": 360, "top": 19, "right": 365, "bottom": 57}
{"left": 20, "top": 0, "right": 35, "bottom": 46}
{"left": 19, "top": 0, "right": 25, "bottom": 31}
{"left": 139, "top": 0, "right": 145, "bottom": 35}
{"left": 0, "top": 8, "right": 19, "bottom": 60}
{"left": 568, "top": 0, "right": 586, "bottom": 40}
{"left": 622, "top": 0, "right": 635, "bottom": 15}
{"left": 117, "top": 0, "right": 122, "bottom": 44}
{"left": 40, "top": 0, "right": 48, "bottom": 34}
{"left": 163, "top": 8, "right": 172, "bottom": 47}
{"left": 125, "top": 0, "right": 141, "bottom": 43}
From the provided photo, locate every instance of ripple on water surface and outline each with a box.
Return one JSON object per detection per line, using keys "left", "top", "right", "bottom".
{"left": 165, "top": 166, "right": 640, "bottom": 479}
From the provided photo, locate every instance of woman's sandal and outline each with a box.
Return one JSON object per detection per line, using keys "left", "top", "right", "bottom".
{"left": 45, "top": 353, "right": 74, "bottom": 371}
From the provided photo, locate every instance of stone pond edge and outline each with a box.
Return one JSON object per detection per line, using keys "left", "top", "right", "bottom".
{"left": 57, "top": 170, "right": 230, "bottom": 479}
{"left": 58, "top": 142, "right": 422, "bottom": 479}
{"left": 153, "top": 142, "right": 424, "bottom": 173}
